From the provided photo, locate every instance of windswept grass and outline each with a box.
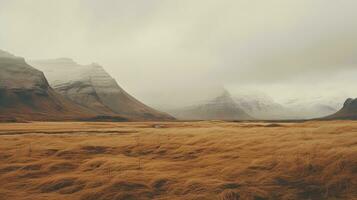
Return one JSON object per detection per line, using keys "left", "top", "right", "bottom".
{"left": 0, "top": 121, "right": 356, "bottom": 200}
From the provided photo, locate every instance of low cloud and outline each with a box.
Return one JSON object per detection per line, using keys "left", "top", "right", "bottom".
{"left": 1, "top": 0, "right": 357, "bottom": 107}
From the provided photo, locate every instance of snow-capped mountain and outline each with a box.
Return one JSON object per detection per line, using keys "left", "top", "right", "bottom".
{"left": 233, "top": 92, "right": 340, "bottom": 120}
{"left": 232, "top": 92, "right": 287, "bottom": 120}
{"left": 169, "top": 90, "right": 253, "bottom": 120}
{"left": 29, "top": 58, "right": 174, "bottom": 121}
{"left": 169, "top": 88, "right": 341, "bottom": 120}
{"left": 283, "top": 97, "right": 340, "bottom": 119}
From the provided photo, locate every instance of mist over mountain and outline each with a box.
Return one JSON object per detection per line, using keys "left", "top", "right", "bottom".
{"left": 167, "top": 89, "right": 340, "bottom": 120}
{"left": 0, "top": 2, "right": 356, "bottom": 200}
{"left": 0, "top": 49, "right": 340, "bottom": 121}
{"left": 1, "top": 1, "right": 356, "bottom": 121}
{"left": 29, "top": 58, "right": 174, "bottom": 121}
{"left": 232, "top": 92, "right": 287, "bottom": 120}
{"left": 283, "top": 98, "right": 339, "bottom": 119}
{"left": 2, "top": 1, "right": 357, "bottom": 108}
{"left": 169, "top": 91, "right": 253, "bottom": 120}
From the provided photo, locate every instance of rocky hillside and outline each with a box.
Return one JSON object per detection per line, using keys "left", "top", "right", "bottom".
{"left": 30, "top": 58, "right": 174, "bottom": 121}
{"left": 171, "top": 91, "right": 253, "bottom": 120}
{"left": 0, "top": 50, "right": 96, "bottom": 121}
{"left": 325, "top": 98, "right": 357, "bottom": 119}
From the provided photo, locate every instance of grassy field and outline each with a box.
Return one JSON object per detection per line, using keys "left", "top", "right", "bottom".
{"left": 0, "top": 121, "right": 356, "bottom": 200}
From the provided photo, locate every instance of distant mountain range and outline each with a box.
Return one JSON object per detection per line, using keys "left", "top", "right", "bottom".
{"left": 168, "top": 90, "right": 340, "bottom": 120}
{"left": 283, "top": 98, "right": 339, "bottom": 119}
{"left": 170, "top": 91, "right": 253, "bottom": 120}
{"left": 233, "top": 92, "right": 288, "bottom": 120}
{"left": 0, "top": 50, "right": 173, "bottom": 122}
{"left": 0, "top": 49, "right": 354, "bottom": 122}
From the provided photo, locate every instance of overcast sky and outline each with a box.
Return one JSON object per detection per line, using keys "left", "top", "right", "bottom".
{"left": 1, "top": 0, "right": 357, "bottom": 108}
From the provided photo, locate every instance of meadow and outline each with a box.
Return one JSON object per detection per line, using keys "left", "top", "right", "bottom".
{"left": 0, "top": 121, "right": 356, "bottom": 200}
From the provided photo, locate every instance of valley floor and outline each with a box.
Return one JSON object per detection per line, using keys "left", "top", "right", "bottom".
{"left": 0, "top": 121, "right": 356, "bottom": 200}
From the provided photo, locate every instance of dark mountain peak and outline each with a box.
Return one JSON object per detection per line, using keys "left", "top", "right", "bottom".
{"left": 0, "top": 52, "right": 47, "bottom": 90}
{"left": 344, "top": 98, "right": 357, "bottom": 107}
{"left": 0, "top": 51, "right": 97, "bottom": 121}
{"left": 325, "top": 97, "right": 357, "bottom": 120}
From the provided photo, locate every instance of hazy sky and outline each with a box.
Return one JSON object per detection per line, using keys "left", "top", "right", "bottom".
{"left": 1, "top": 0, "right": 357, "bottom": 108}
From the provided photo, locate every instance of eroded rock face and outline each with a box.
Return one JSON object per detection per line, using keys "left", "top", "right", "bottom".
{"left": 0, "top": 50, "right": 95, "bottom": 121}
{"left": 0, "top": 54, "right": 48, "bottom": 91}
{"left": 171, "top": 91, "right": 253, "bottom": 120}
{"left": 326, "top": 98, "right": 357, "bottom": 119}
{"left": 30, "top": 59, "right": 174, "bottom": 121}
{"left": 0, "top": 51, "right": 50, "bottom": 110}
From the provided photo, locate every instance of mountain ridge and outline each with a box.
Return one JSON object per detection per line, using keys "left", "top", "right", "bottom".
{"left": 325, "top": 98, "right": 357, "bottom": 120}
{"left": 29, "top": 58, "right": 174, "bottom": 121}
{"left": 0, "top": 50, "right": 100, "bottom": 122}
{"left": 170, "top": 90, "right": 253, "bottom": 120}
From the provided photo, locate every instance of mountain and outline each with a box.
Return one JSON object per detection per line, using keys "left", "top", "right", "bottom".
{"left": 0, "top": 50, "right": 96, "bottom": 121}
{"left": 283, "top": 98, "right": 339, "bottom": 119}
{"left": 325, "top": 98, "right": 357, "bottom": 119}
{"left": 233, "top": 92, "right": 288, "bottom": 120}
{"left": 168, "top": 89, "right": 340, "bottom": 120}
{"left": 170, "top": 91, "right": 253, "bottom": 120}
{"left": 29, "top": 58, "right": 174, "bottom": 121}
{"left": 0, "top": 49, "right": 15, "bottom": 58}
{"left": 232, "top": 91, "right": 340, "bottom": 120}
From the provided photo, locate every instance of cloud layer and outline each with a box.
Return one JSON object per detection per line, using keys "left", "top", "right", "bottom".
{"left": 1, "top": 0, "right": 357, "bottom": 107}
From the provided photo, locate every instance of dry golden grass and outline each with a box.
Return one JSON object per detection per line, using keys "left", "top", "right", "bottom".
{"left": 0, "top": 121, "right": 356, "bottom": 200}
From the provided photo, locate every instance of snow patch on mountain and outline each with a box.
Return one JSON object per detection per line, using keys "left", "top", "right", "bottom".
{"left": 29, "top": 58, "right": 174, "bottom": 120}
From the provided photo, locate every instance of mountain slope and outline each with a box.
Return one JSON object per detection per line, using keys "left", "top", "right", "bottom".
{"left": 283, "top": 98, "right": 339, "bottom": 119}
{"left": 325, "top": 98, "right": 357, "bottom": 119}
{"left": 0, "top": 50, "right": 96, "bottom": 121}
{"left": 29, "top": 58, "right": 174, "bottom": 121}
{"left": 170, "top": 91, "right": 253, "bottom": 120}
{"left": 233, "top": 92, "right": 288, "bottom": 120}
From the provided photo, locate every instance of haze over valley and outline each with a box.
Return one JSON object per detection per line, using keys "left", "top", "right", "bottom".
{"left": 0, "top": 49, "right": 348, "bottom": 121}
{"left": 1, "top": 0, "right": 357, "bottom": 113}
{"left": 0, "top": 1, "right": 357, "bottom": 200}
